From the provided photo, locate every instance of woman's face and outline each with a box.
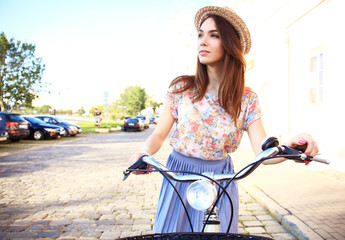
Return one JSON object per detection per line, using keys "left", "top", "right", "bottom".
{"left": 197, "top": 17, "right": 224, "bottom": 67}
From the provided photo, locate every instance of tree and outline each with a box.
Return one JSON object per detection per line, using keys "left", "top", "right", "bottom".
{"left": 37, "top": 104, "right": 52, "bottom": 114}
{"left": 76, "top": 106, "right": 86, "bottom": 115}
{"left": 117, "top": 85, "right": 147, "bottom": 116}
{"left": 147, "top": 96, "right": 163, "bottom": 115}
{"left": 0, "top": 32, "right": 45, "bottom": 111}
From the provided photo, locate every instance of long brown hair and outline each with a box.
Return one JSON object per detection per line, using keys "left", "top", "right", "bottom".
{"left": 170, "top": 15, "right": 246, "bottom": 122}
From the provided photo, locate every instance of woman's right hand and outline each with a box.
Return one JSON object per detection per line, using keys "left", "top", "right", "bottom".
{"left": 128, "top": 152, "right": 152, "bottom": 175}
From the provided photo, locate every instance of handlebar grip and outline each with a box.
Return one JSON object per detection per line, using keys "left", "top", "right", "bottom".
{"left": 312, "top": 155, "right": 330, "bottom": 164}
{"left": 122, "top": 155, "right": 149, "bottom": 181}
{"left": 128, "top": 155, "right": 149, "bottom": 170}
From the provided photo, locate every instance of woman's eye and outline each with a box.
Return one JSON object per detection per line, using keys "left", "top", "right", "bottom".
{"left": 198, "top": 33, "right": 204, "bottom": 38}
{"left": 211, "top": 34, "right": 220, "bottom": 38}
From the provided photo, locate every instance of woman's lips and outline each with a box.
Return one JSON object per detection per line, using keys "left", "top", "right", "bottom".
{"left": 199, "top": 50, "right": 209, "bottom": 55}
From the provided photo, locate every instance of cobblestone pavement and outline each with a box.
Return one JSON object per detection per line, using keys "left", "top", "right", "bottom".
{"left": 0, "top": 129, "right": 296, "bottom": 239}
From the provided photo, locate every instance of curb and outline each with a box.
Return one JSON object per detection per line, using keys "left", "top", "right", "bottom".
{"left": 239, "top": 181, "right": 323, "bottom": 240}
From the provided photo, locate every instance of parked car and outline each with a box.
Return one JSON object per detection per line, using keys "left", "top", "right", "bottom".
{"left": 0, "top": 112, "right": 30, "bottom": 142}
{"left": 0, "top": 130, "right": 9, "bottom": 143}
{"left": 123, "top": 118, "right": 145, "bottom": 132}
{"left": 155, "top": 115, "right": 160, "bottom": 123}
{"left": 136, "top": 115, "right": 149, "bottom": 129}
{"left": 35, "top": 116, "right": 82, "bottom": 137}
{"left": 149, "top": 116, "right": 157, "bottom": 124}
{"left": 23, "top": 116, "right": 66, "bottom": 140}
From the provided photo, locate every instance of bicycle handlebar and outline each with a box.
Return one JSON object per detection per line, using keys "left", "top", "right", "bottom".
{"left": 122, "top": 139, "right": 330, "bottom": 182}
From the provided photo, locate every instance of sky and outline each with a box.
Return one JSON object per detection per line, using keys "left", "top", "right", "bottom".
{"left": 0, "top": 0, "right": 213, "bottom": 111}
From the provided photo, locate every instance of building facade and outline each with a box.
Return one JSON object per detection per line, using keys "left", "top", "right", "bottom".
{"left": 215, "top": 0, "right": 345, "bottom": 169}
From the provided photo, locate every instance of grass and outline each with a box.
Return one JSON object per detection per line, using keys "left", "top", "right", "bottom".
{"left": 77, "top": 120, "right": 124, "bottom": 133}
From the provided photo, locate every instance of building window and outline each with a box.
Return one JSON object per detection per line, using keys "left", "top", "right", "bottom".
{"left": 309, "top": 53, "right": 323, "bottom": 104}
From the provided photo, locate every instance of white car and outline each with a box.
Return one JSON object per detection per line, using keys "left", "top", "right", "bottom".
{"left": 136, "top": 115, "right": 149, "bottom": 129}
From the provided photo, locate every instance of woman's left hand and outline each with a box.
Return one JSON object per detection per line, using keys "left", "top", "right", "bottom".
{"left": 286, "top": 132, "right": 319, "bottom": 157}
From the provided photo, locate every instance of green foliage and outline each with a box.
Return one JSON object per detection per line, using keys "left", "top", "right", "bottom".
{"left": 36, "top": 105, "right": 53, "bottom": 114}
{"left": 56, "top": 109, "right": 73, "bottom": 115}
{"left": 76, "top": 106, "right": 86, "bottom": 115}
{"left": 0, "top": 32, "right": 45, "bottom": 111}
{"left": 147, "top": 96, "right": 163, "bottom": 115}
{"left": 110, "top": 101, "right": 128, "bottom": 120}
{"left": 116, "top": 85, "right": 147, "bottom": 116}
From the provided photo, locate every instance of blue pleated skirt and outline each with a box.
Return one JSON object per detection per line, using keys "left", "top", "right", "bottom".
{"left": 153, "top": 150, "right": 239, "bottom": 233}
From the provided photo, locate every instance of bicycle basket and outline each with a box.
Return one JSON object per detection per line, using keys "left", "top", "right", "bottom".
{"left": 117, "top": 232, "right": 274, "bottom": 240}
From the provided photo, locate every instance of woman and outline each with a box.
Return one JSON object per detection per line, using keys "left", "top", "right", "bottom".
{"left": 129, "top": 6, "right": 318, "bottom": 233}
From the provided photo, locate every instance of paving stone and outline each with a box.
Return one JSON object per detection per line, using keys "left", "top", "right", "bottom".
{"left": 100, "top": 231, "right": 121, "bottom": 239}
{"left": 78, "top": 224, "right": 97, "bottom": 231}
{"left": 257, "top": 215, "right": 275, "bottom": 221}
{"left": 34, "top": 231, "right": 61, "bottom": 238}
{"left": 5, "top": 225, "right": 27, "bottom": 232}
{"left": 242, "top": 220, "right": 263, "bottom": 227}
{"left": 95, "top": 220, "right": 115, "bottom": 226}
{"left": 58, "top": 230, "right": 82, "bottom": 238}
{"left": 80, "top": 230, "right": 101, "bottom": 238}
{"left": 245, "top": 226, "right": 267, "bottom": 234}
{"left": 99, "top": 214, "right": 114, "bottom": 220}
{"left": 25, "top": 225, "right": 44, "bottom": 231}
{"left": 239, "top": 215, "right": 257, "bottom": 221}
{"left": 115, "top": 218, "right": 134, "bottom": 225}
{"left": 132, "top": 224, "right": 152, "bottom": 232}
{"left": 45, "top": 224, "right": 65, "bottom": 231}
{"left": 4, "top": 231, "right": 35, "bottom": 239}
{"left": 133, "top": 218, "right": 152, "bottom": 225}
{"left": 120, "top": 231, "right": 142, "bottom": 238}
{"left": 95, "top": 224, "right": 114, "bottom": 231}
{"left": 265, "top": 225, "right": 289, "bottom": 233}
{"left": 49, "top": 220, "right": 72, "bottom": 226}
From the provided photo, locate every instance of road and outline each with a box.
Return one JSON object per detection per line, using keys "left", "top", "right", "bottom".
{"left": 0, "top": 127, "right": 296, "bottom": 239}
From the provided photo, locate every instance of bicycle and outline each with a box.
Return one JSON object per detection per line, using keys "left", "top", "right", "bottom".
{"left": 120, "top": 137, "right": 329, "bottom": 240}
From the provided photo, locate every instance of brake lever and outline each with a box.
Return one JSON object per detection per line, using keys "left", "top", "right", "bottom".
{"left": 281, "top": 145, "right": 312, "bottom": 164}
{"left": 122, "top": 155, "right": 149, "bottom": 181}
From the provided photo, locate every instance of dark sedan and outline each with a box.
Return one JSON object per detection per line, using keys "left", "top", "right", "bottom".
{"left": 35, "top": 116, "right": 82, "bottom": 137}
{"left": 0, "top": 112, "right": 30, "bottom": 142}
{"left": 123, "top": 118, "right": 145, "bottom": 132}
{"left": 23, "top": 117, "right": 65, "bottom": 140}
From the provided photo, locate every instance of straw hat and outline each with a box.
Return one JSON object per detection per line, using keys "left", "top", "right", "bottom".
{"left": 194, "top": 6, "right": 251, "bottom": 55}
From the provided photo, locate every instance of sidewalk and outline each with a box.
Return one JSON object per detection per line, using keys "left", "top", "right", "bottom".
{"left": 233, "top": 144, "right": 345, "bottom": 240}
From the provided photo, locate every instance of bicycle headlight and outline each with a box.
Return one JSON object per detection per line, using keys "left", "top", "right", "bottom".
{"left": 186, "top": 180, "right": 217, "bottom": 211}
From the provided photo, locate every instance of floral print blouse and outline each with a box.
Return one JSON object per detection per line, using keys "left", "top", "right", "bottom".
{"left": 166, "top": 82, "right": 262, "bottom": 160}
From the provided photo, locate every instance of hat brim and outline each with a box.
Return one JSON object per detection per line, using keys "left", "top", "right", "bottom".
{"left": 194, "top": 6, "right": 251, "bottom": 55}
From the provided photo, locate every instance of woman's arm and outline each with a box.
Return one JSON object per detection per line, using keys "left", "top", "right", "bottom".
{"left": 247, "top": 119, "right": 288, "bottom": 165}
{"left": 129, "top": 103, "right": 175, "bottom": 165}
{"left": 247, "top": 119, "right": 319, "bottom": 165}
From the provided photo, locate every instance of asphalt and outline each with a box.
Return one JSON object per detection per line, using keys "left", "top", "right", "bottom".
{"left": 0, "top": 128, "right": 343, "bottom": 239}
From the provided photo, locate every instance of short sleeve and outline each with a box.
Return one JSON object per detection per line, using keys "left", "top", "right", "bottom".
{"left": 165, "top": 83, "right": 184, "bottom": 119}
{"left": 243, "top": 89, "right": 262, "bottom": 130}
